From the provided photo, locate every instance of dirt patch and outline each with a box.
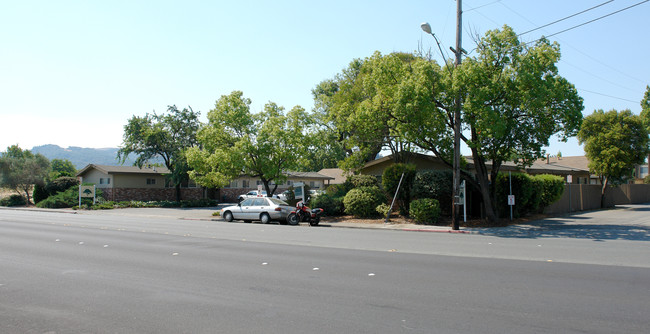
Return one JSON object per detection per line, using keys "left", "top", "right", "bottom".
{"left": 321, "top": 213, "right": 550, "bottom": 228}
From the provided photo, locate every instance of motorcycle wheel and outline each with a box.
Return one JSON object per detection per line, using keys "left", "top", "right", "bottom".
{"left": 309, "top": 218, "right": 320, "bottom": 226}
{"left": 287, "top": 213, "right": 299, "bottom": 226}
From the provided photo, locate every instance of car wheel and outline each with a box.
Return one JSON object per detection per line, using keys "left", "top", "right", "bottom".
{"left": 223, "top": 211, "right": 233, "bottom": 222}
{"left": 287, "top": 213, "right": 299, "bottom": 225}
{"left": 260, "top": 213, "right": 271, "bottom": 224}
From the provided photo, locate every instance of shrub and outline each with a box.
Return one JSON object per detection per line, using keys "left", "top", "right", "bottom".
{"left": 0, "top": 194, "right": 27, "bottom": 207}
{"left": 343, "top": 186, "right": 385, "bottom": 218}
{"left": 33, "top": 183, "right": 49, "bottom": 203}
{"left": 311, "top": 193, "right": 344, "bottom": 216}
{"left": 36, "top": 187, "right": 83, "bottom": 208}
{"left": 534, "top": 174, "right": 565, "bottom": 211}
{"left": 382, "top": 163, "right": 416, "bottom": 215}
{"left": 644, "top": 175, "right": 650, "bottom": 184}
{"left": 411, "top": 170, "right": 453, "bottom": 215}
{"left": 409, "top": 198, "right": 441, "bottom": 225}
{"left": 347, "top": 174, "right": 379, "bottom": 188}
{"left": 325, "top": 182, "right": 353, "bottom": 198}
{"left": 375, "top": 203, "right": 391, "bottom": 217}
{"left": 494, "top": 173, "right": 536, "bottom": 218}
{"left": 46, "top": 177, "right": 79, "bottom": 195}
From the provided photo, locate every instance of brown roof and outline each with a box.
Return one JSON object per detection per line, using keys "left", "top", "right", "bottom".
{"left": 317, "top": 168, "right": 347, "bottom": 184}
{"left": 76, "top": 164, "right": 170, "bottom": 176}
{"left": 536, "top": 156, "right": 590, "bottom": 171}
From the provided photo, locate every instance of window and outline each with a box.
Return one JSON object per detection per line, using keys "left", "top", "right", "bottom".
{"left": 309, "top": 181, "right": 315, "bottom": 187}
{"left": 146, "top": 178, "right": 156, "bottom": 185}
{"left": 252, "top": 198, "right": 267, "bottom": 206}
{"left": 256, "top": 180, "right": 263, "bottom": 186}
{"left": 286, "top": 180, "right": 293, "bottom": 186}
{"left": 99, "top": 178, "right": 105, "bottom": 185}
{"left": 242, "top": 180, "right": 249, "bottom": 188}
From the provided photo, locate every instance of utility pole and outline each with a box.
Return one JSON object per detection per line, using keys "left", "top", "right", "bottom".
{"left": 452, "top": 0, "right": 462, "bottom": 230}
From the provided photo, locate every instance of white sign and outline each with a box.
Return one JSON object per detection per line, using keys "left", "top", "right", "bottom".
{"left": 294, "top": 182, "right": 305, "bottom": 200}
{"left": 567, "top": 175, "right": 573, "bottom": 183}
{"left": 507, "top": 195, "right": 515, "bottom": 206}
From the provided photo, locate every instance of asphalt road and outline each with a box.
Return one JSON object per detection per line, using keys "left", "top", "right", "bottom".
{"left": 1, "top": 209, "right": 649, "bottom": 333}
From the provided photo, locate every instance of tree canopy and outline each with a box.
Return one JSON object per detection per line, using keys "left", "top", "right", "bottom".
{"left": 0, "top": 145, "right": 50, "bottom": 204}
{"left": 49, "top": 158, "right": 77, "bottom": 179}
{"left": 578, "top": 109, "right": 649, "bottom": 206}
{"left": 186, "top": 91, "right": 307, "bottom": 195}
{"left": 313, "top": 25, "right": 584, "bottom": 222}
{"left": 118, "top": 105, "right": 201, "bottom": 201}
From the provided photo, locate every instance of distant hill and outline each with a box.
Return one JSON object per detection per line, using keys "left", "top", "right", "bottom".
{"left": 31, "top": 145, "right": 141, "bottom": 169}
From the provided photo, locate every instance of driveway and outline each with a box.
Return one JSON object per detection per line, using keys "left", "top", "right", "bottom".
{"left": 475, "top": 203, "right": 650, "bottom": 241}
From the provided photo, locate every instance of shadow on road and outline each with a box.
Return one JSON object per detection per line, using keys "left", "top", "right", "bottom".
{"left": 476, "top": 218, "right": 650, "bottom": 241}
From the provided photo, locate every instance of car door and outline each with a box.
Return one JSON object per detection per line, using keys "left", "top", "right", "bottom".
{"left": 249, "top": 198, "right": 268, "bottom": 220}
{"left": 234, "top": 198, "right": 255, "bottom": 220}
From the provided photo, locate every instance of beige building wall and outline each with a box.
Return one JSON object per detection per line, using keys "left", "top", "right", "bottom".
{"left": 113, "top": 173, "right": 166, "bottom": 189}
{"left": 80, "top": 169, "right": 113, "bottom": 189}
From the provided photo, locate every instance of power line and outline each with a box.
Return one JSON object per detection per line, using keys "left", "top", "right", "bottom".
{"left": 533, "top": 0, "right": 650, "bottom": 41}
{"left": 465, "top": 0, "right": 501, "bottom": 13}
{"left": 578, "top": 88, "right": 639, "bottom": 103}
{"left": 517, "top": 0, "right": 614, "bottom": 36}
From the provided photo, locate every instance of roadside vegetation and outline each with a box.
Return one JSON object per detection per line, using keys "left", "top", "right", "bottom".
{"left": 2, "top": 26, "right": 649, "bottom": 227}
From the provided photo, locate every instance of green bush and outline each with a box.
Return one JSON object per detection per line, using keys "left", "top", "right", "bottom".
{"left": 46, "top": 177, "right": 79, "bottom": 195}
{"left": 534, "top": 174, "right": 565, "bottom": 211}
{"left": 0, "top": 194, "right": 27, "bottom": 207}
{"left": 495, "top": 173, "right": 536, "bottom": 218}
{"left": 411, "top": 170, "right": 453, "bottom": 215}
{"left": 311, "top": 193, "right": 344, "bottom": 216}
{"left": 409, "top": 198, "right": 441, "bottom": 225}
{"left": 347, "top": 174, "right": 379, "bottom": 188}
{"left": 375, "top": 203, "right": 391, "bottom": 217}
{"left": 382, "top": 163, "right": 416, "bottom": 215}
{"left": 33, "top": 183, "right": 49, "bottom": 203}
{"left": 643, "top": 175, "right": 650, "bottom": 184}
{"left": 343, "top": 186, "right": 385, "bottom": 218}
{"left": 325, "top": 182, "right": 353, "bottom": 198}
{"left": 36, "top": 187, "right": 83, "bottom": 208}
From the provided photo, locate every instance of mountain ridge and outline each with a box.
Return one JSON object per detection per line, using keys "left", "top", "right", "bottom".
{"left": 31, "top": 144, "right": 140, "bottom": 169}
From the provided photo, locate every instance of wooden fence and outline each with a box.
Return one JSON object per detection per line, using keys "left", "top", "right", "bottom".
{"left": 544, "top": 184, "right": 650, "bottom": 214}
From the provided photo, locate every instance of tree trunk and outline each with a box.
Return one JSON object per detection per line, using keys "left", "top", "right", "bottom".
{"left": 471, "top": 150, "right": 499, "bottom": 223}
{"left": 600, "top": 176, "right": 609, "bottom": 208}
{"left": 175, "top": 183, "right": 182, "bottom": 202}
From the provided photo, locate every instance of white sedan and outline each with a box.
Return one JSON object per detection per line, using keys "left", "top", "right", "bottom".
{"left": 221, "top": 197, "right": 294, "bottom": 224}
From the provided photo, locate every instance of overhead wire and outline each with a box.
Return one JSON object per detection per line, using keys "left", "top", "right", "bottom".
{"left": 466, "top": 0, "right": 647, "bottom": 103}
{"left": 517, "top": 0, "right": 614, "bottom": 36}
{"left": 527, "top": 0, "right": 650, "bottom": 42}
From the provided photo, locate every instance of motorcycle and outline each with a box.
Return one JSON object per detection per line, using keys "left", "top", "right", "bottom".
{"left": 287, "top": 200, "right": 323, "bottom": 226}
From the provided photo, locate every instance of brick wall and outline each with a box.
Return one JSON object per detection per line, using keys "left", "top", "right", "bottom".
{"left": 101, "top": 188, "right": 204, "bottom": 202}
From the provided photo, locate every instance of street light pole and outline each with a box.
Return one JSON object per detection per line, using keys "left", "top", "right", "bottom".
{"left": 421, "top": 0, "right": 462, "bottom": 230}
{"left": 452, "top": 0, "right": 462, "bottom": 231}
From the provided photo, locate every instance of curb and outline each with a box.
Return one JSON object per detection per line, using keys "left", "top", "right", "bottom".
{"left": 0, "top": 207, "right": 78, "bottom": 214}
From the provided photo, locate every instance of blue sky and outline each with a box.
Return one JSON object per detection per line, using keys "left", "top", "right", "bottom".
{"left": 1, "top": 0, "right": 648, "bottom": 158}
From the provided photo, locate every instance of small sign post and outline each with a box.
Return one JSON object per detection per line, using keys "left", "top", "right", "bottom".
{"left": 79, "top": 185, "right": 96, "bottom": 207}
{"left": 293, "top": 182, "right": 305, "bottom": 200}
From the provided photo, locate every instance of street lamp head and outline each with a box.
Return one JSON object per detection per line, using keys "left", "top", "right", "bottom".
{"left": 420, "top": 22, "right": 432, "bottom": 34}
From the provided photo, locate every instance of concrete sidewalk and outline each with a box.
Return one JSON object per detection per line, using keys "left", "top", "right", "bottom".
{"left": 4, "top": 203, "right": 649, "bottom": 238}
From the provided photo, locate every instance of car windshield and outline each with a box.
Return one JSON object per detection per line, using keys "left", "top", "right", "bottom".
{"left": 268, "top": 198, "right": 289, "bottom": 206}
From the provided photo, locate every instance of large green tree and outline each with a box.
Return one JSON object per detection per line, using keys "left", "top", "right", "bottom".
{"left": 0, "top": 145, "right": 50, "bottom": 204}
{"left": 317, "top": 26, "right": 584, "bottom": 223}
{"left": 186, "top": 91, "right": 306, "bottom": 195}
{"left": 640, "top": 86, "right": 650, "bottom": 164}
{"left": 49, "top": 158, "right": 77, "bottom": 179}
{"left": 312, "top": 52, "right": 419, "bottom": 171}
{"left": 578, "top": 109, "right": 649, "bottom": 207}
{"left": 118, "top": 105, "right": 201, "bottom": 201}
